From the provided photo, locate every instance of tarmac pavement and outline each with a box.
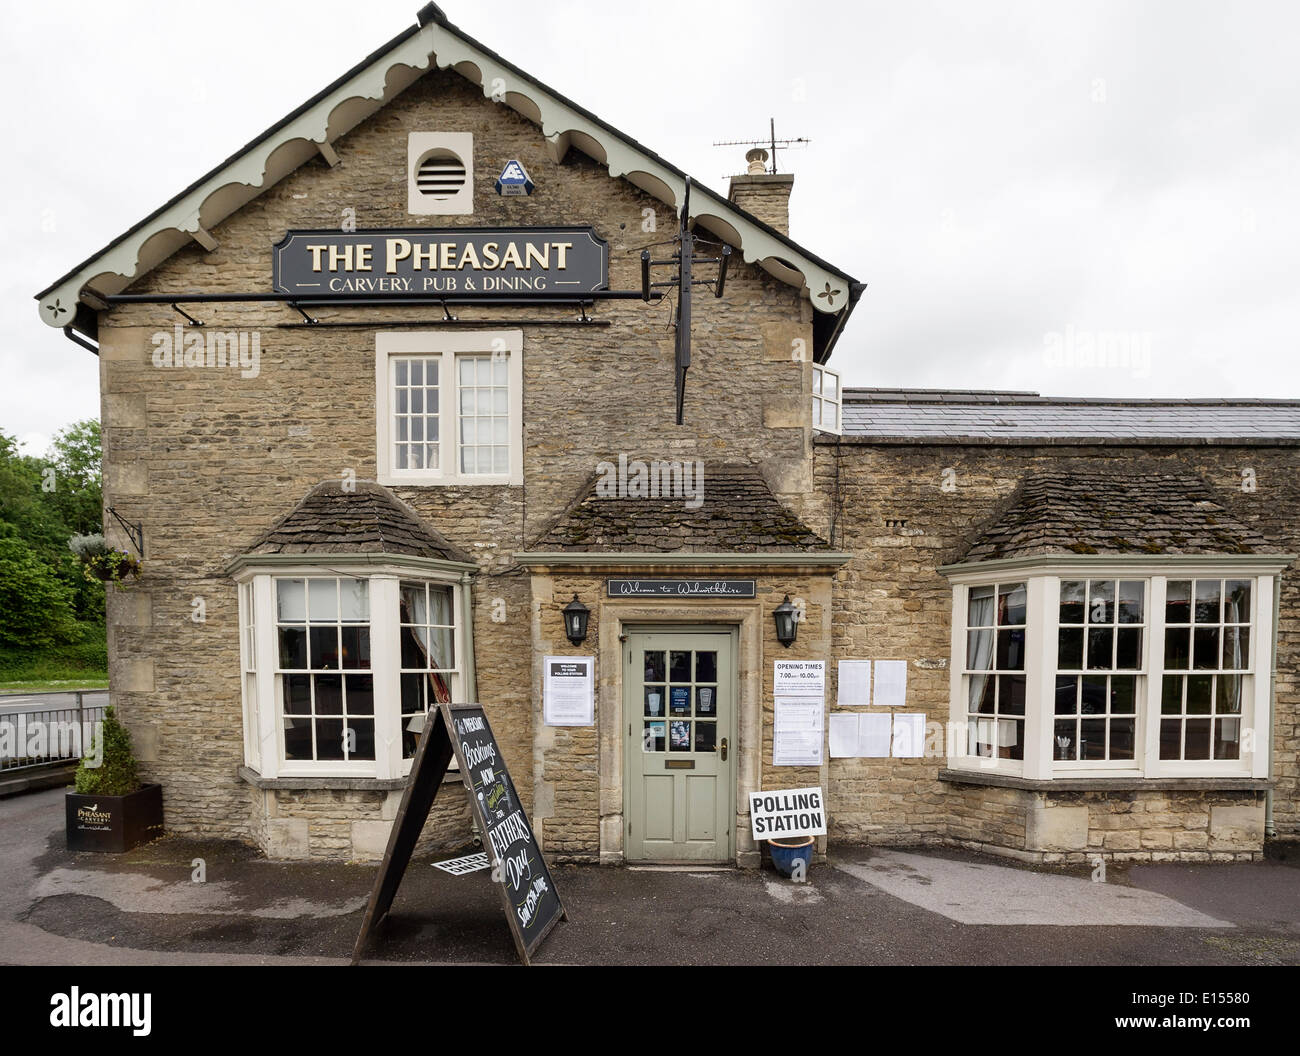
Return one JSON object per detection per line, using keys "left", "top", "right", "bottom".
{"left": 2, "top": 787, "right": 1298, "bottom": 966}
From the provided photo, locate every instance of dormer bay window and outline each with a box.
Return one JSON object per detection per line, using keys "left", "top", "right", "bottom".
{"left": 230, "top": 480, "right": 478, "bottom": 780}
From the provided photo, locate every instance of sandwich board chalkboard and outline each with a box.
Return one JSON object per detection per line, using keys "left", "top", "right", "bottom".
{"left": 351, "top": 702, "right": 566, "bottom": 966}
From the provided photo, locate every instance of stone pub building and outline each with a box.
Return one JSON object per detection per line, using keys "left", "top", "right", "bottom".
{"left": 37, "top": 5, "right": 1299, "bottom": 865}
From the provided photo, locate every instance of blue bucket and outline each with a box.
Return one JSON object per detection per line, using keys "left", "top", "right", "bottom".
{"left": 768, "top": 836, "right": 814, "bottom": 877}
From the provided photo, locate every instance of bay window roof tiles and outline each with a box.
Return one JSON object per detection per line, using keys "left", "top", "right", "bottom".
{"left": 963, "top": 470, "right": 1273, "bottom": 561}
{"left": 533, "top": 464, "right": 832, "bottom": 553}
{"left": 246, "top": 479, "right": 472, "bottom": 562}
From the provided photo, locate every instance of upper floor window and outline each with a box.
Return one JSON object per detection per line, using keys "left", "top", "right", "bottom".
{"left": 947, "top": 567, "right": 1277, "bottom": 781}
{"left": 376, "top": 331, "right": 523, "bottom": 486}
{"left": 812, "top": 364, "right": 841, "bottom": 434}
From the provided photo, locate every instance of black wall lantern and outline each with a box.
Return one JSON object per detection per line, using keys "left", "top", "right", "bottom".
{"left": 773, "top": 594, "right": 798, "bottom": 648}
{"left": 563, "top": 594, "right": 590, "bottom": 646}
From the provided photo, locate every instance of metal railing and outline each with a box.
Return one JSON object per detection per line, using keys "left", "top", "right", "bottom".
{"left": 0, "top": 693, "right": 107, "bottom": 773}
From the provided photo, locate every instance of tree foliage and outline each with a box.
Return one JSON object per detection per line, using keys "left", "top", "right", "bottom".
{"left": 0, "top": 420, "right": 105, "bottom": 645}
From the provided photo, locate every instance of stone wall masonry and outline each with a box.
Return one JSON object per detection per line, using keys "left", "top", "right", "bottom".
{"left": 247, "top": 782, "right": 473, "bottom": 861}
{"left": 93, "top": 66, "right": 823, "bottom": 858}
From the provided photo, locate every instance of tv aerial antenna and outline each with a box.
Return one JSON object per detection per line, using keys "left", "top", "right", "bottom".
{"left": 713, "top": 117, "right": 810, "bottom": 175}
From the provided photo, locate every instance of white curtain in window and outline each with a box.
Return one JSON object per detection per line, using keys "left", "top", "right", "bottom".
{"left": 967, "top": 589, "right": 996, "bottom": 705}
{"left": 402, "top": 584, "right": 453, "bottom": 705}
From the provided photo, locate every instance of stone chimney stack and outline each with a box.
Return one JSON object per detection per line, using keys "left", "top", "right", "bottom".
{"left": 727, "top": 147, "right": 794, "bottom": 236}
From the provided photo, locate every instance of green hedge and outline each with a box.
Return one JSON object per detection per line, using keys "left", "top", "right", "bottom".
{"left": 0, "top": 627, "right": 107, "bottom": 676}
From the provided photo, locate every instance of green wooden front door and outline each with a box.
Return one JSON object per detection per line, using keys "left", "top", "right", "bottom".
{"left": 624, "top": 630, "right": 735, "bottom": 862}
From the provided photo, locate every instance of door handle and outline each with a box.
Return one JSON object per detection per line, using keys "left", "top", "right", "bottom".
{"left": 720, "top": 738, "right": 728, "bottom": 761}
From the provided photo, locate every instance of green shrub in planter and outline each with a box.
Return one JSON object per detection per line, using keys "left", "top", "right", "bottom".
{"left": 67, "top": 706, "right": 162, "bottom": 852}
{"left": 74, "top": 706, "right": 138, "bottom": 796}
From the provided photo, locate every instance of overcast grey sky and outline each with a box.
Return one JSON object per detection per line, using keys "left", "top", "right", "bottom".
{"left": 5, "top": 0, "right": 1298, "bottom": 455}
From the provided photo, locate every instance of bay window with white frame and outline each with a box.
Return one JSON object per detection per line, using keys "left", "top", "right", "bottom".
{"left": 375, "top": 330, "right": 523, "bottom": 486}
{"left": 945, "top": 561, "right": 1284, "bottom": 782}
{"left": 234, "top": 564, "right": 470, "bottom": 780}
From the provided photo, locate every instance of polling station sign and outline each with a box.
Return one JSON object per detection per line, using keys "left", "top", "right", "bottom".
{"left": 749, "top": 787, "right": 827, "bottom": 840}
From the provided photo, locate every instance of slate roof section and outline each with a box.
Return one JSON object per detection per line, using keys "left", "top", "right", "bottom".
{"left": 961, "top": 470, "right": 1273, "bottom": 562}
{"left": 834, "top": 389, "right": 1300, "bottom": 444}
{"left": 245, "top": 480, "right": 473, "bottom": 562}
{"left": 532, "top": 464, "right": 833, "bottom": 553}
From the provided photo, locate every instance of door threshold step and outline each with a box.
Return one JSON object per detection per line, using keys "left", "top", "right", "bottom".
{"left": 627, "top": 864, "right": 735, "bottom": 872}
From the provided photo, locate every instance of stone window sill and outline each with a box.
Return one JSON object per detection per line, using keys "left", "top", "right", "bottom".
{"left": 237, "top": 765, "right": 461, "bottom": 791}
{"left": 938, "top": 767, "right": 1273, "bottom": 793}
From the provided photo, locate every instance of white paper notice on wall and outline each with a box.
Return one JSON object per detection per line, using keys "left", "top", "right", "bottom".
{"left": 774, "top": 660, "right": 826, "bottom": 697}
{"left": 543, "top": 655, "right": 595, "bottom": 726}
{"left": 891, "top": 713, "right": 927, "bottom": 758}
{"left": 859, "top": 713, "right": 893, "bottom": 757}
{"left": 774, "top": 695, "right": 824, "bottom": 766}
{"left": 872, "top": 660, "right": 908, "bottom": 707}
{"left": 836, "top": 660, "right": 870, "bottom": 707}
{"left": 828, "top": 712, "right": 895, "bottom": 758}
{"left": 828, "top": 713, "right": 859, "bottom": 758}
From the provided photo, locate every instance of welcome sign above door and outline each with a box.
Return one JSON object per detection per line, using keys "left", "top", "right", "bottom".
{"left": 607, "top": 579, "right": 757, "bottom": 598}
{"left": 272, "top": 226, "right": 609, "bottom": 297}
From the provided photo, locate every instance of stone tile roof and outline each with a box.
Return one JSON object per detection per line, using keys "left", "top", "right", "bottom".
{"left": 246, "top": 480, "right": 472, "bottom": 562}
{"left": 962, "top": 470, "right": 1272, "bottom": 562}
{"left": 532, "top": 463, "right": 833, "bottom": 553}
{"left": 835, "top": 389, "right": 1300, "bottom": 444}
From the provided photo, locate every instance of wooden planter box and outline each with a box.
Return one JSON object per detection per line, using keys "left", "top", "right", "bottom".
{"left": 65, "top": 783, "right": 164, "bottom": 852}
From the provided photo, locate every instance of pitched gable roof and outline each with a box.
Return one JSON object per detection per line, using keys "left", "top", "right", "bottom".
{"left": 244, "top": 479, "right": 473, "bottom": 563}
{"left": 529, "top": 463, "right": 834, "bottom": 554}
{"left": 36, "top": 3, "right": 860, "bottom": 356}
{"left": 960, "top": 470, "right": 1274, "bottom": 562}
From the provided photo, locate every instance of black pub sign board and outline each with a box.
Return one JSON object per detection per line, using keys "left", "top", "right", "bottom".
{"left": 606, "top": 578, "right": 757, "bottom": 598}
{"left": 351, "top": 702, "right": 565, "bottom": 966}
{"left": 273, "top": 226, "right": 609, "bottom": 298}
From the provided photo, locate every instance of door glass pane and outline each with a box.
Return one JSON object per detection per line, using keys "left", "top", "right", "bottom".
{"left": 668, "top": 686, "right": 691, "bottom": 715}
{"left": 669, "top": 651, "right": 691, "bottom": 682}
{"left": 669, "top": 720, "right": 691, "bottom": 751}
{"left": 695, "top": 651, "right": 717, "bottom": 682}
{"left": 694, "top": 723, "right": 717, "bottom": 752}
{"left": 644, "top": 651, "right": 665, "bottom": 682}
{"left": 696, "top": 685, "right": 716, "bottom": 716}
{"left": 644, "top": 722, "right": 665, "bottom": 752}
{"left": 644, "top": 686, "right": 664, "bottom": 717}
